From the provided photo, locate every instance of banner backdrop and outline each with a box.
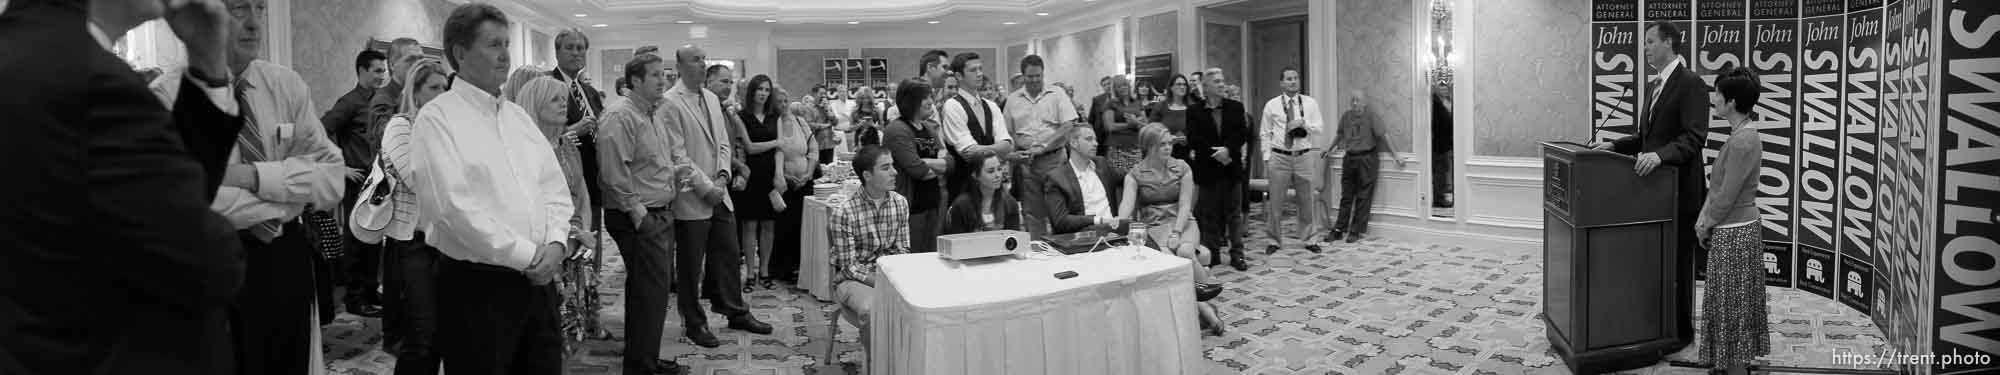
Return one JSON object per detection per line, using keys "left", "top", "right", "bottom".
{"left": 1888, "top": 0, "right": 1938, "bottom": 371}
{"left": 1935, "top": 0, "right": 1999, "bottom": 373}
{"left": 1836, "top": 0, "right": 1881, "bottom": 314}
{"left": 1593, "top": 0, "right": 1643, "bottom": 143}
{"left": 1699, "top": 0, "right": 1748, "bottom": 181}
{"left": 1750, "top": 0, "right": 1800, "bottom": 287}
{"left": 1796, "top": 0, "right": 1845, "bottom": 301}
{"left": 1585, "top": 0, "right": 1951, "bottom": 372}
{"left": 1871, "top": 0, "right": 1911, "bottom": 353}
{"left": 1695, "top": 0, "right": 1747, "bottom": 281}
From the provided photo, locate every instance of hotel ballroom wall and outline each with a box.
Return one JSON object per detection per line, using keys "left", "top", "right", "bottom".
{"left": 1465, "top": 0, "right": 1591, "bottom": 158}
{"left": 293, "top": 0, "right": 456, "bottom": 111}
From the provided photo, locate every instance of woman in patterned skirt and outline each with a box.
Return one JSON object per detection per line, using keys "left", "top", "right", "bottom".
{"left": 514, "top": 77, "right": 604, "bottom": 357}
{"left": 1694, "top": 67, "right": 1770, "bottom": 375}
{"left": 1118, "top": 123, "right": 1227, "bottom": 335}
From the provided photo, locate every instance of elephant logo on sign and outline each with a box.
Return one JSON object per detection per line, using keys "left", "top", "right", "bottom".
{"left": 1807, "top": 259, "right": 1824, "bottom": 282}
{"left": 1763, "top": 253, "right": 1780, "bottom": 274}
{"left": 1847, "top": 272, "right": 1864, "bottom": 297}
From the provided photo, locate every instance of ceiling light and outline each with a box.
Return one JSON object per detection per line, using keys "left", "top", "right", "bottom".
{"left": 927, "top": 20, "right": 940, "bottom": 24}
{"left": 847, "top": 21, "right": 860, "bottom": 24}
{"left": 591, "top": 24, "right": 607, "bottom": 27}
{"left": 764, "top": 19, "right": 777, "bottom": 23}
{"left": 574, "top": 13, "right": 587, "bottom": 17}
{"left": 676, "top": 20, "right": 693, "bottom": 24}
{"left": 1003, "top": 21, "right": 1018, "bottom": 25}
{"left": 1036, "top": 12, "right": 1049, "bottom": 16}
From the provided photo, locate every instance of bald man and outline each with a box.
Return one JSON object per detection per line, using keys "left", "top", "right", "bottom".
{"left": 656, "top": 45, "right": 773, "bottom": 348}
{"left": 1326, "top": 91, "right": 1405, "bottom": 244}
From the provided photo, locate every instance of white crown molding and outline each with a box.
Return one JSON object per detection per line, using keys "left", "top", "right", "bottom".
{"left": 444, "top": 0, "right": 582, "bottom": 29}
{"left": 578, "top": 0, "right": 1057, "bottom": 23}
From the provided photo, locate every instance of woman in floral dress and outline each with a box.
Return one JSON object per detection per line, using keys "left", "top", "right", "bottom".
{"left": 512, "top": 77, "right": 603, "bottom": 356}
{"left": 1118, "top": 123, "right": 1227, "bottom": 335}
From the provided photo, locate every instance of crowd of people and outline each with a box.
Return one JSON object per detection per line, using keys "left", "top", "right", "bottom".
{"left": 0, "top": 0, "right": 1420, "bottom": 374}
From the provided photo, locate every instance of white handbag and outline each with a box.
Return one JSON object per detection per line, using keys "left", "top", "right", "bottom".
{"left": 347, "top": 155, "right": 397, "bottom": 244}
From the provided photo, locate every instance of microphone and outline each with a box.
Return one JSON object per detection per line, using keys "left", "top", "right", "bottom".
{"left": 1589, "top": 88, "right": 1633, "bottom": 146}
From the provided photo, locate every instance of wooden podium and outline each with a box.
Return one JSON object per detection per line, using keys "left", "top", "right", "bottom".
{"left": 1540, "top": 141, "right": 1683, "bottom": 374}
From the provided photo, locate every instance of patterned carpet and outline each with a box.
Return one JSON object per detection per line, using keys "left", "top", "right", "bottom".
{"left": 323, "top": 210, "right": 1890, "bottom": 375}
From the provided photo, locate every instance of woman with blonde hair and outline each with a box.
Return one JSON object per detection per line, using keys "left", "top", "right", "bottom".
{"left": 510, "top": 76, "right": 604, "bottom": 358}
{"left": 1119, "top": 123, "right": 1227, "bottom": 335}
{"left": 368, "top": 55, "right": 452, "bottom": 375}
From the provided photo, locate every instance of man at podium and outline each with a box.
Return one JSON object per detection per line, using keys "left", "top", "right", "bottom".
{"left": 1588, "top": 20, "right": 1708, "bottom": 350}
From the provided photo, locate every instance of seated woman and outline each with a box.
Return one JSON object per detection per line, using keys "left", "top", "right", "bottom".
{"left": 1118, "top": 124, "right": 1227, "bottom": 335}
{"left": 828, "top": 145, "right": 910, "bottom": 327}
{"left": 942, "top": 153, "right": 1022, "bottom": 234}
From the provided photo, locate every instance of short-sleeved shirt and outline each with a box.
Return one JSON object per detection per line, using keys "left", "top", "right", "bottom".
{"left": 1004, "top": 87, "right": 1079, "bottom": 150}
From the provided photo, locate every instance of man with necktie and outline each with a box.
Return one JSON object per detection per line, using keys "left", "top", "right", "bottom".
{"left": 1259, "top": 67, "right": 1325, "bottom": 254}
{"left": 1589, "top": 20, "right": 1708, "bottom": 350}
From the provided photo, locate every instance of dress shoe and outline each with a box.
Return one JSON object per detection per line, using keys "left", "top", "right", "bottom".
{"left": 651, "top": 359, "right": 685, "bottom": 375}
{"left": 685, "top": 326, "right": 721, "bottom": 348}
{"left": 1304, "top": 244, "right": 1322, "bottom": 253}
{"left": 726, "top": 315, "right": 773, "bottom": 334}
{"left": 1345, "top": 233, "right": 1361, "bottom": 243}
{"left": 345, "top": 302, "right": 382, "bottom": 318}
{"left": 634, "top": 359, "right": 685, "bottom": 375}
{"left": 1195, "top": 283, "right": 1224, "bottom": 302}
{"left": 1265, "top": 244, "right": 1279, "bottom": 255}
{"left": 1230, "top": 258, "right": 1249, "bottom": 271}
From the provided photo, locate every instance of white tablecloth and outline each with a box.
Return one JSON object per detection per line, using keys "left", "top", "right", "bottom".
{"left": 798, "top": 196, "right": 834, "bottom": 301}
{"left": 869, "top": 248, "right": 1203, "bottom": 375}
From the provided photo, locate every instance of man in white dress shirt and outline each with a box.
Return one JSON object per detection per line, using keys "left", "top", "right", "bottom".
{"left": 149, "top": 0, "right": 347, "bottom": 373}
{"left": 1259, "top": 67, "right": 1326, "bottom": 254}
{"left": 406, "top": 4, "right": 573, "bottom": 374}
{"left": 939, "top": 51, "right": 1020, "bottom": 199}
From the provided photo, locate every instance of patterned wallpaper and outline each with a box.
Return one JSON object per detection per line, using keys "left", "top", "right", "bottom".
{"left": 1004, "top": 43, "right": 1029, "bottom": 82}
{"left": 599, "top": 48, "right": 636, "bottom": 95}
{"left": 1464, "top": 0, "right": 1589, "bottom": 157}
{"left": 1203, "top": 23, "right": 1243, "bottom": 87}
{"left": 1335, "top": 0, "right": 1414, "bottom": 151}
{"left": 1039, "top": 25, "right": 1120, "bottom": 103}
{"left": 1135, "top": 11, "right": 1179, "bottom": 58}
{"left": 292, "top": 0, "right": 457, "bottom": 111}
{"left": 775, "top": 49, "right": 850, "bottom": 98}
{"left": 529, "top": 30, "right": 553, "bottom": 69}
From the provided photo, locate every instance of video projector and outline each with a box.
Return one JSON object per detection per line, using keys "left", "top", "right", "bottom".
{"left": 935, "top": 230, "right": 1032, "bottom": 260}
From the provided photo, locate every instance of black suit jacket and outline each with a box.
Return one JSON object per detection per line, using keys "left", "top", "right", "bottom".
{"left": 1184, "top": 96, "right": 1250, "bottom": 186}
{"left": 0, "top": 1, "right": 245, "bottom": 374}
{"left": 1613, "top": 62, "right": 1709, "bottom": 217}
{"left": 551, "top": 68, "right": 606, "bottom": 207}
{"left": 1041, "top": 154, "right": 1126, "bottom": 234}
